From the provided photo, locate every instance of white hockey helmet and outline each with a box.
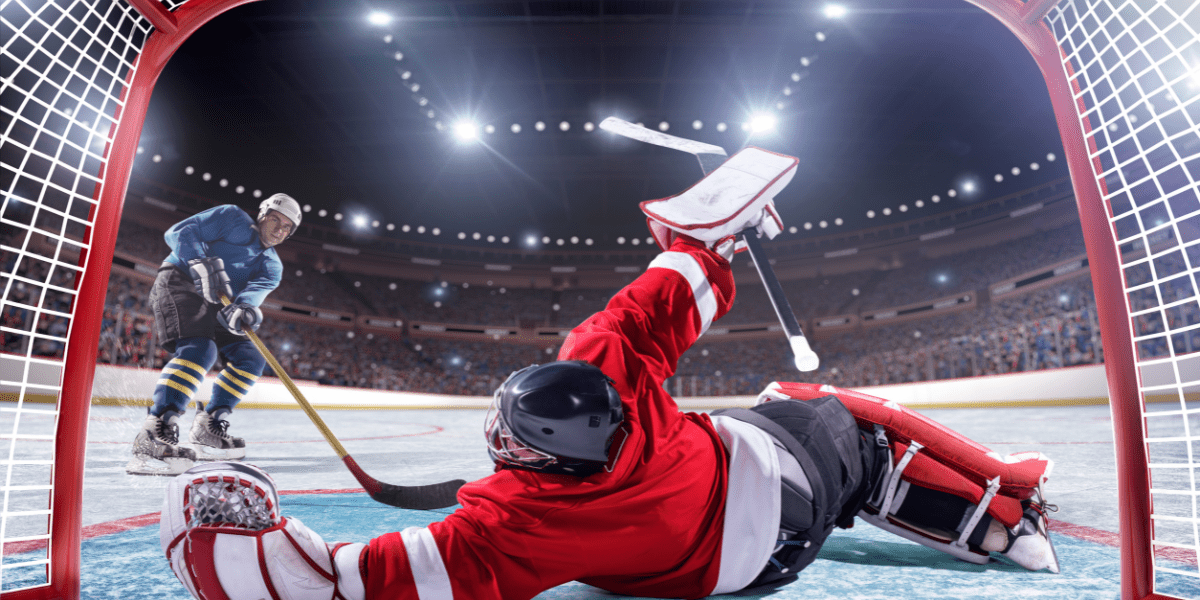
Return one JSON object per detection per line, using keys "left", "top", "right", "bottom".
{"left": 258, "top": 193, "right": 302, "bottom": 235}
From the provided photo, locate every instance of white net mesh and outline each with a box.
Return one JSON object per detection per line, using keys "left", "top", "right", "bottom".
{"left": 1045, "top": 0, "right": 1200, "bottom": 596}
{"left": 0, "top": 0, "right": 152, "bottom": 592}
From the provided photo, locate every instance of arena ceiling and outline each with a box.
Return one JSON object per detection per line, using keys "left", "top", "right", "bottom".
{"left": 133, "top": 0, "right": 1072, "bottom": 250}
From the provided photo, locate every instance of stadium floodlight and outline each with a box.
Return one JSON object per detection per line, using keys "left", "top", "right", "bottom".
{"left": 367, "top": 11, "right": 392, "bottom": 26}
{"left": 453, "top": 120, "right": 478, "bottom": 142}
{"left": 823, "top": 4, "right": 847, "bottom": 18}
{"left": 525, "top": 235, "right": 538, "bottom": 247}
{"left": 352, "top": 214, "right": 368, "bottom": 228}
{"left": 749, "top": 112, "right": 776, "bottom": 133}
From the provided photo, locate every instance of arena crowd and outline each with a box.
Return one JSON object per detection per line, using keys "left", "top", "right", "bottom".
{"left": 55, "top": 215, "right": 1121, "bottom": 397}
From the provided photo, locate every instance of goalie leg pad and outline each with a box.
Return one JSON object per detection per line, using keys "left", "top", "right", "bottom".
{"left": 758, "top": 381, "right": 1053, "bottom": 528}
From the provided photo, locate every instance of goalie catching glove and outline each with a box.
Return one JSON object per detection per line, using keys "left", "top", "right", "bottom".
{"left": 218, "top": 302, "right": 263, "bottom": 336}
{"left": 187, "top": 257, "right": 233, "bottom": 305}
{"left": 640, "top": 147, "right": 797, "bottom": 260}
{"left": 161, "top": 462, "right": 367, "bottom": 600}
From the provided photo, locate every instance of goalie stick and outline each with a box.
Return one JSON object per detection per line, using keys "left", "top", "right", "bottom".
{"left": 600, "top": 117, "right": 819, "bottom": 372}
{"left": 220, "top": 295, "right": 465, "bottom": 510}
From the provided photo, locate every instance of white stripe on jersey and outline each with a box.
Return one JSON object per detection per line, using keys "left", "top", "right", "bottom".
{"left": 400, "top": 526, "right": 454, "bottom": 599}
{"left": 648, "top": 251, "right": 716, "bottom": 334}
{"left": 709, "top": 415, "right": 782, "bottom": 594}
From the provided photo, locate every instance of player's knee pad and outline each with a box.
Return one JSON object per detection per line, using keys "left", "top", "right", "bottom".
{"left": 221, "top": 340, "right": 266, "bottom": 377}
{"left": 160, "top": 462, "right": 367, "bottom": 600}
{"left": 155, "top": 337, "right": 218, "bottom": 414}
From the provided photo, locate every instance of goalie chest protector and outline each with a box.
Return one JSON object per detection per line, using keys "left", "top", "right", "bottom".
{"left": 713, "top": 395, "right": 879, "bottom": 586}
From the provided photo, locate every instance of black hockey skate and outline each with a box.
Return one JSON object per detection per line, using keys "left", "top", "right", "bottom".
{"left": 187, "top": 401, "right": 247, "bottom": 461}
{"left": 126, "top": 410, "right": 197, "bottom": 476}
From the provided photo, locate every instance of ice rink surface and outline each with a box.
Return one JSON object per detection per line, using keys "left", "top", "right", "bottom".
{"left": 5, "top": 399, "right": 1199, "bottom": 599}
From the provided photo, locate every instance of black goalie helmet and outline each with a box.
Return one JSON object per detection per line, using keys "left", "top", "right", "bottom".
{"left": 486, "top": 361, "right": 625, "bottom": 476}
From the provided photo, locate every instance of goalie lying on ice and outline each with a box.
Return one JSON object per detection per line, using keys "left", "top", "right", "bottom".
{"left": 159, "top": 240, "right": 1059, "bottom": 600}
{"left": 160, "top": 151, "right": 1058, "bottom": 600}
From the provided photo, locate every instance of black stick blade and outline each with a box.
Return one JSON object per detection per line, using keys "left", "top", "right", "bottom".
{"left": 371, "top": 479, "right": 466, "bottom": 510}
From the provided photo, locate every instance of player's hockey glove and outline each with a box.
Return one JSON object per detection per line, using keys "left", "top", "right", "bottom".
{"left": 640, "top": 147, "right": 797, "bottom": 261}
{"left": 217, "top": 302, "right": 263, "bottom": 336}
{"left": 187, "top": 257, "right": 233, "bottom": 305}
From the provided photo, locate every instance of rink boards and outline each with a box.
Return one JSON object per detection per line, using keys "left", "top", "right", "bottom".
{"left": 3, "top": 359, "right": 1116, "bottom": 410}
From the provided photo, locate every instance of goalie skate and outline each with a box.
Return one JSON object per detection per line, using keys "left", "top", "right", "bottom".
{"left": 186, "top": 401, "right": 246, "bottom": 461}
{"left": 126, "top": 411, "right": 196, "bottom": 476}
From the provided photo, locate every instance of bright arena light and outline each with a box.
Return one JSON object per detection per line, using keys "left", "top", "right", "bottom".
{"left": 749, "top": 113, "right": 776, "bottom": 133}
{"left": 367, "top": 11, "right": 392, "bottom": 26}
{"left": 823, "top": 4, "right": 847, "bottom": 19}
{"left": 352, "top": 215, "right": 367, "bottom": 228}
{"left": 453, "top": 120, "right": 478, "bottom": 141}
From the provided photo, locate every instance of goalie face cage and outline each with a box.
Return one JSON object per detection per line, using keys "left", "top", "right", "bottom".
{"left": 0, "top": 1, "right": 256, "bottom": 597}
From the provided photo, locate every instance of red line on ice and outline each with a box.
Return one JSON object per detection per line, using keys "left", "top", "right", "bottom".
{"left": 9, "top": 505, "right": 1194, "bottom": 569}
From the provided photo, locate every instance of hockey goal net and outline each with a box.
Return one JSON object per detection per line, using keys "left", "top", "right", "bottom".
{"left": 1, "top": 1, "right": 251, "bottom": 597}
{"left": 0, "top": 0, "right": 1197, "bottom": 599}
{"left": 970, "top": 0, "right": 1199, "bottom": 598}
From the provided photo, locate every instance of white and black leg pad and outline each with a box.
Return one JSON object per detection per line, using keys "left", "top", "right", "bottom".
{"left": 640, "top": 147, "right": 797, "bottom": 251}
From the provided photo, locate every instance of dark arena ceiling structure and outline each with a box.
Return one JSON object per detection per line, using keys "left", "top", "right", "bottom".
{"left": 131, "top": 0, "right": 1072, "bottom": 252}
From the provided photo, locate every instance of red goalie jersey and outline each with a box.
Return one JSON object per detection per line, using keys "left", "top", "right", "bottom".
{"left": 365, "top": 237, "right": 780, "bottom": 600}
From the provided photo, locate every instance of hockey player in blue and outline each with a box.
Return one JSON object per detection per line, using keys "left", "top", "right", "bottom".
{"left": 127, "top": 194, "right": 301, "bottom": 476}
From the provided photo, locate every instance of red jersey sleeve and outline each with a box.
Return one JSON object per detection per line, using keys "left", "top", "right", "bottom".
{"left": 558, "top": 235, "right": 735, "bottom": 396}
{"left": 364, "top": 236, "right": 739, "bottom": 600}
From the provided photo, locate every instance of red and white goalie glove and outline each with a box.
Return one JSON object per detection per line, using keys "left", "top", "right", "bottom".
{"left": 160, "top": 462, "right": 367, "bottom": 600}
{"left": 640, "top": 147, "right": 798, "bottom": 259}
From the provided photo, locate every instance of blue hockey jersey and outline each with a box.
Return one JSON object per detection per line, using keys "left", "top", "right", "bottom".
{"left": 163, "top": 205, "right": 283, "bottom": 307}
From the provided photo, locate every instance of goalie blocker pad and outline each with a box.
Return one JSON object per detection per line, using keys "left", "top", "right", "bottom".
{"left": 640, "top": 147, "right": 796, "bottom": 251}
{"left": 756, "top": 382, "right": 1052, "bottom": 530}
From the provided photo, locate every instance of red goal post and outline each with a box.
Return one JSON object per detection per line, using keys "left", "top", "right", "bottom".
{"left": 1, "top": 2, "right": 257, "bottom": 598}
{"left": 968, "top": 1, "right": 1200, "bottom": 599}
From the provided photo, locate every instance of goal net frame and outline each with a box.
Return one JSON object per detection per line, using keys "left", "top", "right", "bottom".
{"left": 1, "top": 1, "right": 257, "bottom": 598}
{"left": 965, "top": 1, "right": 1199, "bottom": 599}
{"left": 0, "top": 0, "right": 1196, "bottom": 599}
